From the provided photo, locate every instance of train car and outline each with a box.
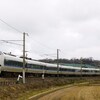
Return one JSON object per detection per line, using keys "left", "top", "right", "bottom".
{"left": 0, "top": 51, "right": 100, "bottom": 77}
{"left": 0, "top": 51, "right": 46, "bottom": 76}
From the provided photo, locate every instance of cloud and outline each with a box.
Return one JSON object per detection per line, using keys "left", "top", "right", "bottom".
{"left": 0, "top": 0, "right": 100, "bottom": 59}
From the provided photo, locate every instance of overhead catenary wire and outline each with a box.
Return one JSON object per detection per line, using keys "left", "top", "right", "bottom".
{"left": 43, "top": 53, "right": 56, "bottom": 56}
{"left": 27, "top": 37, "right": 60, "bottom": 59}
{"left": 41, "top": 55, "right": 57, "bottom": 58}
{"left": 41, "top": 53, "right": 56, "bottom": 57}
{"left": 26, "top": 38, "right": 56, "bottom": 56}
{"left": 0, "top": 18, "right": 60, "bottom": 59}
{"left": 0, "top": 18, "right": 25, "bottom": 50}
{"left": 0, "top": 18, "right": 57, "bottom": 57}
{"left": 0, "top": 18, "right": 56, "bottom": 51}
{"left": 0, "top": 18, "right": 22, "bottom": 33}
{"left": 0, "top": 40, "right": 23, "bottom": 46}
{"left": 28, "top": 34, "right": 56, "bottom": 51}
{"left": 0, "top": 18, "right": 23, "bottom": 51}
{"left": 0, "top": 40, "right": 23, "bottom": 42}
{"left": 34, "top": 40, "right": 55, "bottom": 51}
{"left": 26, "top": 50, "right": 56, "bottom": 59}
{"left": 28, "top": 48, "right": 57, "bottom": 59}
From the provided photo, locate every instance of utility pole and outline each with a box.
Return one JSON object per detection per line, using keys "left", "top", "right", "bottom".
{"left": 23, "top": 32, "right": 26, "bottom": 84}
{"left": 57, "top": 49, "right": 59, "bottom": 77}
{"left": 80, "top": 58, "right": 83, "bottom": 78}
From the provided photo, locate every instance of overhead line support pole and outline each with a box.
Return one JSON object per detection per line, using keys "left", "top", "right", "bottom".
{"left": 80, "top": 58, "right": 82, "bottom": 78}
{"left": 23, "top": 32, "right": 25, "bottom": 84}
{"left": 57, "top": 49, "right": 59, "bottom": 78}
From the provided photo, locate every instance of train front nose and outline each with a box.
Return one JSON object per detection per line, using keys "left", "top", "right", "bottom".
{"left": 0, "top": 51, "right": 4, "bottom": 73}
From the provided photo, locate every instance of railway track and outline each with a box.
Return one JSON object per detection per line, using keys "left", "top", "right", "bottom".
{"left": 0, "top": 76, "right": 100, "bottom": 86}
{"left": 0, "top": 81, "right": 16, "bottom": 86}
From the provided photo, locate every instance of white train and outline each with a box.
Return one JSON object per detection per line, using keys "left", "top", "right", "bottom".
{"left": 0, "top": 51, "right": 100, "bottom": 76}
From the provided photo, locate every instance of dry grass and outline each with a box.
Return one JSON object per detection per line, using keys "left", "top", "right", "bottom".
{"left": 37, "top": 85, "right": 100, "bottom": 100}
{"left": 92, "top": 86, "right": 100, "bottom": 100}
{"left": 0, "top": 78, "right": 76, "bottom": 100}
{"left": 57, "top": 86, "right": 100, "bottom": 100}
{"left": 0, "top": 77, "right": 100, "bottom": 100}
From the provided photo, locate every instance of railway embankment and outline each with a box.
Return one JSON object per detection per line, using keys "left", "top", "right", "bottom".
{"left": 0, "top": 77, "right": 100, "bottom": 100}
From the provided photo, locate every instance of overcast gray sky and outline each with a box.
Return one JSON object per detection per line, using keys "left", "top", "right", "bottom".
{"left": 0, "top": 0, "right": 100, "bottom": 60}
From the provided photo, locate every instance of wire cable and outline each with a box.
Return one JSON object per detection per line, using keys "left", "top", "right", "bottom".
{"left": 1, "top": 40, "right": 23, "bottom": 46}
{"left": 0, "top": 40, "right": 22, "bottom": 41}
{"left": 0, "top": 18, "right": 22, "bottom": 33}
{"left": 30, "top": 39, "right": 57, "bottom": 53}
{"left": 28, "top": 34, "right": 56, "bottom": 51}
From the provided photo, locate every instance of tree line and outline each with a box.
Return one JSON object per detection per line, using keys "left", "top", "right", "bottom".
{"left": 39, "top": 57, "right": 100, "bottom": 68}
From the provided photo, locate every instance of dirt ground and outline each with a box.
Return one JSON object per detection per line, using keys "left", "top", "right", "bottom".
{"left": 37, "top": 85, "right": 100, "bottom": 100}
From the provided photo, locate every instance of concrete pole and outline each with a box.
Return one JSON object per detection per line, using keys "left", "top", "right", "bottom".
{"left": 23, "top": 32, "right": 25, "bottom": 83}
{"left": 57, "top": 49, "right": 59, "bottom": 77}
{"left": 80, "top": 58, "right": 82, "bottom": 78}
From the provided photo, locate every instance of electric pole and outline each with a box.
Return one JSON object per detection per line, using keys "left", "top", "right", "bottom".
{"left": 80, "top": 58, "right": 83, "bottom": 78}
{"left": 57, "top": 49, "right": 59, "bottom": 77}
{"left": 23, "top": 32, "right": 26, "bottom": 84}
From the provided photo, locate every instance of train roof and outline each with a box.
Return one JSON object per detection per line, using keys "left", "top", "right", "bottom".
{"left": 61, "top": 63, "right": 95, "bottom": 68}
{"left": 3, "top": 54, "right": 80, "bottom": 69}
{"left": 60, "top": 65, "right": 81, "bottom": 69}
{"left": 1, "top": 52, "right": 100, "bottom": 70}
{"left": 3, "top": 53, "right": 46, "bottom": 66}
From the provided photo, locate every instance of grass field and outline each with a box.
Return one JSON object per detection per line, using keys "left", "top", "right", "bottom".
{"left": 60, "top": 86, "right": 100, "bottom": 100}
{"left": 0, "top": 77, "right": 100, "bottom": 100}
{"left": 36, "top": 85, "right": 100, "bottom": 100}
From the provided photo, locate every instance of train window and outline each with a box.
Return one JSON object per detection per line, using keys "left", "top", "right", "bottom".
{"left": 4, "top": 59, "right": 23, "bottom": 67}
{"left": 94, "top": 71, "right": 100, "bottom": 73}
{"left": 27, "top": 64, "right": 44, "bottom": 70}
{"left": 46, "top": 67, "right": 57, "bottom": 71}
{"left": 82, "top": 70, "right": 89, "bottom": 72}
{"left": 27, "top": 64, "right": 31, "bottom": 68}
{"left": 68, "top": 69, "right": 75, "bottom": 72}
{"left": 60, "top": 68, "right": 75, "bottom": 72}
